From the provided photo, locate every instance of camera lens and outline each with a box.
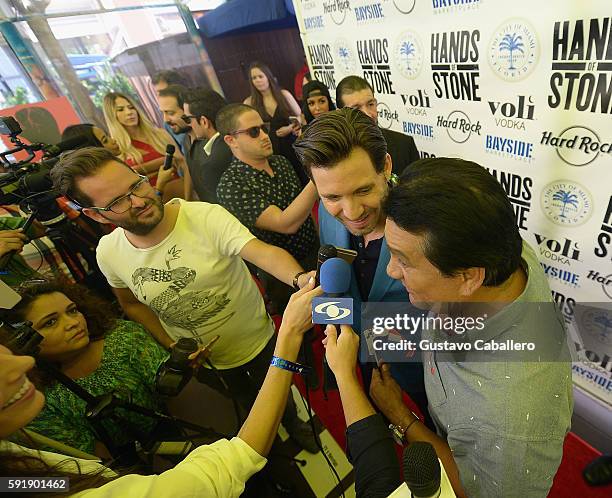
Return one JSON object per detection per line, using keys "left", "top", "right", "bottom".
{"left": 167, "top": 338, "right": 198, "bottom": 370}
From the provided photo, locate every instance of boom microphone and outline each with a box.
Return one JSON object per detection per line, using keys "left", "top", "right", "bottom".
{"left": 162, "top": 144, "right": 175, "bottom": 171}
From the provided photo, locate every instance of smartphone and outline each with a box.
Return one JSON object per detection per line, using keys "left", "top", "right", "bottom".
{"left": 336, "top": 247, "right": 357, "bottom": 265}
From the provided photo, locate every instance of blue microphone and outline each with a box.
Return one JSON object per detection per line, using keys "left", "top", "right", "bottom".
{"left": 313, "top": 258, "right": 353, "bottom": 324}
{"left": 313, "top": 258, "right": 354, "bottom": 394}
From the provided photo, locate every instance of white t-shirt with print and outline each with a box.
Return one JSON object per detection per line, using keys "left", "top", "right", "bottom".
{"left": 96, "top": 199, "right": 274, "bottom": 369}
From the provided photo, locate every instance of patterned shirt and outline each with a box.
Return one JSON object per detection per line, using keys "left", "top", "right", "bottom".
{"left": 216, "top": 155, "right": 318, "bottom": 261}
{"left": 26, "top": 320, "right": 168, "bottom": 454}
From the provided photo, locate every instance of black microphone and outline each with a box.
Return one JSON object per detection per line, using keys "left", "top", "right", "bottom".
{"left": 403, "top": 442, "right": 442, "bottom": 498}
{"left": 315, "top": 244, "right": 337, "bottom": 285}
{"left": 162, "top": 144, "right": 176, "bottom": 170}
{"left": 42, "top": 135, "right": 90, "bottom": 157}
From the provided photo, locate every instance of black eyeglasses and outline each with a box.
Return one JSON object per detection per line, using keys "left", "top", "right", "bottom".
{"left": 181, "top": 114, "right": 198, "bottom": 123}
{"left": 230, "top": 123, "right": 270, "bottom": 138}
{"left": 88, "top": 175, "right": 151, "bottom": 214}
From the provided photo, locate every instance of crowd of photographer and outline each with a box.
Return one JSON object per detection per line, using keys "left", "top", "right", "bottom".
{"left": 0, "top": 69, "right": 575, "bottom": 497}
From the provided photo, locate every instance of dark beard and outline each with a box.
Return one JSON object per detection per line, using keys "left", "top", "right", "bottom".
{"left": 111, "top": 196, "right": 164, "bottom": 235}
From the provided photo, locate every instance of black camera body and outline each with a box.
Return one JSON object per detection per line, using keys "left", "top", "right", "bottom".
{"left": 0, "top": 317, "right": 43, "bottom": 356}
{"left": 155, "top": 338, "right": 198, "bottom": 396}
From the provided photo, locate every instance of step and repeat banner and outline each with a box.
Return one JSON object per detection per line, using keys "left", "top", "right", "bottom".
{"left": 293, "top": 1, "right": 611, "bottom": 409}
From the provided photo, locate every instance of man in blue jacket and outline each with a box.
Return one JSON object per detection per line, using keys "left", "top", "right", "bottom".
{"left": 294, "top": 108, "right": 431, "bottom": 428}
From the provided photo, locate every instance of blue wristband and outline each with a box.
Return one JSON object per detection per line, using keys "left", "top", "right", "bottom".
{"left": 270, "top": 355, "right": 312, "bottom": 375}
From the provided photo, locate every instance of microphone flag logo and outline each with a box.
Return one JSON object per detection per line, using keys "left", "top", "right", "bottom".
{"left": 312, "top": 297, "right": 354, "bottom": 324}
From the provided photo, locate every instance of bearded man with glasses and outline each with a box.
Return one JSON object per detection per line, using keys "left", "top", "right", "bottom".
{"left": 50, "top": 146, "right": 321, "bottom": 453}
{"left": 216, "top": 104, "right": 319, "bottom": 313}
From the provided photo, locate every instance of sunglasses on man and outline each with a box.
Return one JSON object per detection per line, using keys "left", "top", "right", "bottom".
{"left": 230, "top": 123, "right": 270, "bottom": 138}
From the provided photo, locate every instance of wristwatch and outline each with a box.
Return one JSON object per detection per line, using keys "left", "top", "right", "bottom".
{"left": 389, "top": 423, "right": 408, "bottom": 445}
{"left": 292, "top": 270, "right": 308, "bottom": 290}
{"left": 389, "top": 414, "right": 419, "bottom": 445}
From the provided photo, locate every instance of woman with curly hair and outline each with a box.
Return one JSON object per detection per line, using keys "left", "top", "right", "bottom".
{"left": 0, "top": 280, "right": 322, "bottom": 497}
{"left": 3, "top": 279, "right": 168, "bottom": 457}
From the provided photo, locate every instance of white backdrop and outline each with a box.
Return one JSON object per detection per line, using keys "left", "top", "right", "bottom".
{"left": 293, "top": 0, "right": 612, "bottom": 409}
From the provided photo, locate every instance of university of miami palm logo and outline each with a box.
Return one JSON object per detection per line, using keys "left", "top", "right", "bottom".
{"left": 394, "top": 31, "right": 423, "bottom": 79}
{"left": 489, "top": 19, "right": 538, "bottom": 81}
{"left": 334, "top": 39, "right": 357, "bottom": 73}
{"left": 541, "top": 180, "right": 592, "bottom": 226}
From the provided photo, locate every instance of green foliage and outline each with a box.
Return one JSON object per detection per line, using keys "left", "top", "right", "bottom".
{"left": 86, "top": 64, "right": 138, "bottom": 109}
{"left": 4, "top": 87, "right": 31, "bottom": 107}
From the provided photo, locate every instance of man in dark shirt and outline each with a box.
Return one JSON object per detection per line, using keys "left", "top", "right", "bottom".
{"left": 336, "top": 75, "right": 419, "bottom": 175}
{"left": 182, "top": 87, "right": 232, "bottom": 203}
{"left": 216, "top": 103, "right": 318, "bottom": 307}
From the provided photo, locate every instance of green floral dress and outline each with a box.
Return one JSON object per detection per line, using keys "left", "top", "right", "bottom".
{"left": 26, "top": 320, "right": 168, "bottom": 454}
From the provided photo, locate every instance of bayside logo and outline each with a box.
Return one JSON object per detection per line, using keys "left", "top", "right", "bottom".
{"left": 541, "top": 180, "right": 593, "bottom": 227}
{"left": 377, "top": 102, "right": 399, "bottom": 129}
{"left": 357, "top": 38, "right": 395, "bottom": 95}
{"left": 432, "top": 0, "right": 481, "bottom": 14}
{"left": 308, "top": 44, "right": 337, "bottom": 89}
{"left": 393, "top": 0, "right": 416, "bottom": 14}
{"left": 540, "top": 126, "right": 610, "bottom": 167}
{"left": 488, "top": 19, "right": 538, "bottom": 81}
{"left": 401, "top": 89, "right": 431, "bottom": 116}
{"left": 334, "top": 39, "right": 357, "bottom": 74}
{"left": 549, "top": 17, "right": 612, "bottom": 114}
{"left": 394, "top": 31, "right": 423, "bottom": 79}
{"left": 354, "top": 1, "right": 385, "bottom": 22}
{"left": 304, "top": 15, "right": 325, "bottom": 30}
{"left": 431, "top": 30, "right": 481, "bottom": 101}
{"left": 324, "top": 0, "right": 351, "bottom": 25}
{"left": 594, "top": 196, "right": 612, "bottom": 260}
{"left": 437, "top": 110, "right": 481, "bottom": 143}
{"left": 541, "top": 262, "right": 580, "bottom": 287}
{"left": 488, "top": 95, "right": 535, "bottom": 131}
{"left": 534, "top": 233, "right": 581, "bottom": 266}
{"left": 586, "top": 270, "right": 612, "bottom": 300}
{"left": 486, "top": 168, "right": 532, "bottom": 230}
{"left": 403, "top": 121, "right": 434, "bottom": 139}
{"left": 485, "top": 134, "right": 534, "bottom": 162}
